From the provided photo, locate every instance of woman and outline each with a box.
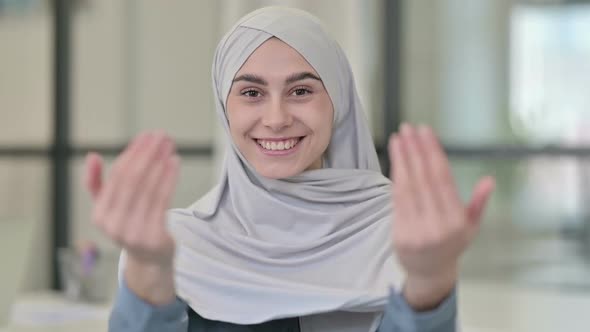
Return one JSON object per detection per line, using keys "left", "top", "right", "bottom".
{"left": 85, "top": 7, "right": 495, "bottom": 332}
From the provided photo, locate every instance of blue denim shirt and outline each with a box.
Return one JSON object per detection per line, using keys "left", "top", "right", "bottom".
{"left": 109, "top": 280, "right": 456, "bottom": 332}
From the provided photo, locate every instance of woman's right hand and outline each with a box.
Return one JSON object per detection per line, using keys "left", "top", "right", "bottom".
{"left": 84, "top": 131, "right": 181, "bottom": 304}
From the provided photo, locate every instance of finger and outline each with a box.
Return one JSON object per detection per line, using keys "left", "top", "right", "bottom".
{"left": 466, "top": 176, "right": 496, "bottom": 226}
{"left": 146, "top": 155, "right": 181, "bottom": 243}
{"left": 105, "top": 134, "right": 173, "bottom": 247}
{"left": 128, "top": 139, "right": 176, "bottom": 235}
{"left": 399, "top": 124, "right": 438, "bottom": 216}
{"left": 97, "top": 132, "right": 153, "bottom": 220}
{"left": 416, "top": 126, "right": 463, "bottom": 214}
{"left": 110, "top": 131, "right": 152, "bottom": 178}
{"left": 93, "top": 167, "right": 119, "bottom": 230}
{"left": 94, "top": 133, "right": 153, "bottom": 222}
{"left": 109, "top": 132, "right": 170, "bottom": 220}
{"left": 84, "top": 152, "right": 103, "bottom": 200}
{"left": 390, "top": 132, "right": 426, "bottom": 248}
{"left": 389, "top": 133, "right": 414, "bottom": 219}
{"left": 152, "top": 155, "right": 181, "bottom": 220}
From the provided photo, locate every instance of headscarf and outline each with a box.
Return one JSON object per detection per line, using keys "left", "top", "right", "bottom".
{"left": 119, "top": 6, "right": 402, "bottom": 331}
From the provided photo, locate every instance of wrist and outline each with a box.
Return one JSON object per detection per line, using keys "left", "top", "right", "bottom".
{"left": 402, "top": 267, "right": 457, "bottom": 311}
{"left": 125, "top": 256, "right": 176, "bottom": 305}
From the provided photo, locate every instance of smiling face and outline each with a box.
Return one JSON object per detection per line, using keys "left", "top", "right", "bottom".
{"left": 226, "top": 37, "right": 334, "bottom": 179}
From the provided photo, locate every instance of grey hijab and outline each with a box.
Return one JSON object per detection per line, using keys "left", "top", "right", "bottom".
{"left": 120, "top": 6, "right": 402, "bottom": 331}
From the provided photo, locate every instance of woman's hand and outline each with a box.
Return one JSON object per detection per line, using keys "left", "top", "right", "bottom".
{"left": 389, "top": 124, "right": 495, "bottom": 311}
{"left": 84, "top": 131, "right": 181, "bottom": 304}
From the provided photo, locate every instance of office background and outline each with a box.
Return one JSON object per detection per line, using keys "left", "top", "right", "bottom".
{"left": 2, "top": 0, "right": 590, "bottom": 327}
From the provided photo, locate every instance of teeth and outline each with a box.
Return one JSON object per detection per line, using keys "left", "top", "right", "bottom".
{"left": 257, "top": 138, "right": 300, "bottom": 151}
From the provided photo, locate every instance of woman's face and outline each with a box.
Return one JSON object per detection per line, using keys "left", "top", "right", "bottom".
{"left": 226, "top": 38, "right": 334, "bottom": 179}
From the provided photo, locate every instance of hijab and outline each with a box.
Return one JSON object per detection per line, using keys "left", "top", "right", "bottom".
{"left": 119, "top": 6, "right": 402, "bottom": 330}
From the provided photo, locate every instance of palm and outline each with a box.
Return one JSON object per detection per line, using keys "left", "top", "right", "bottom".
{"left": 388, "top": 124, "right": 495, "bottom": 279}
{"left": 84, "top": 132, "right": 180, "bottom": 266}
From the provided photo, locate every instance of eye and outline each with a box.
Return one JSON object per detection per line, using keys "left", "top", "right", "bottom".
{"left": 292, "top": 88, "right": 312, "bottom": 96}
{"left": 242, "top": 89, "right": 261, "bottom": 98}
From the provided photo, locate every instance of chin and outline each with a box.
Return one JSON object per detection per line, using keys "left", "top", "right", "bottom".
{"left": 255, "top": 165, "right": 302, "bottom": 180}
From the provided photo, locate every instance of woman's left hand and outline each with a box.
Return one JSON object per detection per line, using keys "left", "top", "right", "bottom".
{"left": 388, "top": 124, "right": 495, "bottom": 311}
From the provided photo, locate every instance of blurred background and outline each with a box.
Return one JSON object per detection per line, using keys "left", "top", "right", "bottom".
{"left": 1, "top": 0, "right": 590, "bottom": 331}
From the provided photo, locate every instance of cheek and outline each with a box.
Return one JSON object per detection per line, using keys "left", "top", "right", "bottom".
{"left": 228, "top": 120, "right": 251, "bottom": 147}
{"left": 312, "top": 98, "right": 334, "bottom": 141}
{"left": 227, "top": 106, "right": 253, "bottom": 139}
{"left": 226, "top": 112, "right": 239, "bottom": 138}
{"left": 226, "top": 115, "right": 250, "bottom": 153}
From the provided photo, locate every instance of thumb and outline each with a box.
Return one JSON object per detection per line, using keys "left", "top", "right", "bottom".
{"left": 84, "top": 152, "right": 103, "bottom": 200}
{"left": 466, "top": 176, "right": 496, "bottom": 225}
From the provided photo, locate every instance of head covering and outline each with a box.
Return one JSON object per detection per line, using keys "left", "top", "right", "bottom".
{"left": 119, "top": 6, "right": 401, "bottom": 330}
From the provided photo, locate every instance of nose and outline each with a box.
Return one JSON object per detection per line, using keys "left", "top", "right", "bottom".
{"left": 261, "top": 99, "right": 293, "bottom": 132}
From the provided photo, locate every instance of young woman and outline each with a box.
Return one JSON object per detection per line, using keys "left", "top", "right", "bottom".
{"left": 85, "top": 7, "right": 495, "bottom": 332}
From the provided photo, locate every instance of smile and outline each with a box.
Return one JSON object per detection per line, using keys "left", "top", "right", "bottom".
{"left": 254, "top": 136, "right": 305, "bottom": 155}
{"left": 255, "top": 137, "right": 302, "bottom": 151}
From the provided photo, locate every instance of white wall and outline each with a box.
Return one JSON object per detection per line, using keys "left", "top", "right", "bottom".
{"left": 402, "top": 0, "right": 511, "bottom": 144}
{"left": 0, "top": 3, "right": 52, "bottom": 291}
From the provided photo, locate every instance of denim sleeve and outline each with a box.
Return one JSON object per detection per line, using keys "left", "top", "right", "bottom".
{"left": 108, "top": 279, "right": 189, "bottom": 332}
{"left": 376, "top": 288, "right": 457, "bottom": 332}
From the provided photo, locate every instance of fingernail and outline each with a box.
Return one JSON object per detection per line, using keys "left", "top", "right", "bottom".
{"left": 418, "top": 125, "right": 429, "bottom": 136}
{"left": 388, "top": 134, "right": 396, "bottom": 149}
{"left": 144, "top": 132, "right": 155, "bottom": 142}
{"left": 162, "top": 139, "right": 174, "bottom": 154}
{"left": 155, "top": 130, "right": 166, "bottom": 140}
{"left": 160, "top": 131, "right": 170, "bottom": 142}
{"left": 400, "top": 123, "right": 412, "bottom": 135}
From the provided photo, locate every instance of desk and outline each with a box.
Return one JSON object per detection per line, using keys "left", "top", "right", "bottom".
{"left": 460, "top": 280, "right": 590, "bottom": 332}
{"left": 2, "top": 291, "right": 109, "bottom": 332}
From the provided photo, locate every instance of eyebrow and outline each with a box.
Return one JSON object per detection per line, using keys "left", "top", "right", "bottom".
{"left": 232, "top": 74, "right": 267, "bottom": 85}
{"left": 232, "top": 71, "right": 322, "bottom": 86}
{"left": 285, "top": 72, "right": 322, "bottom": 85}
